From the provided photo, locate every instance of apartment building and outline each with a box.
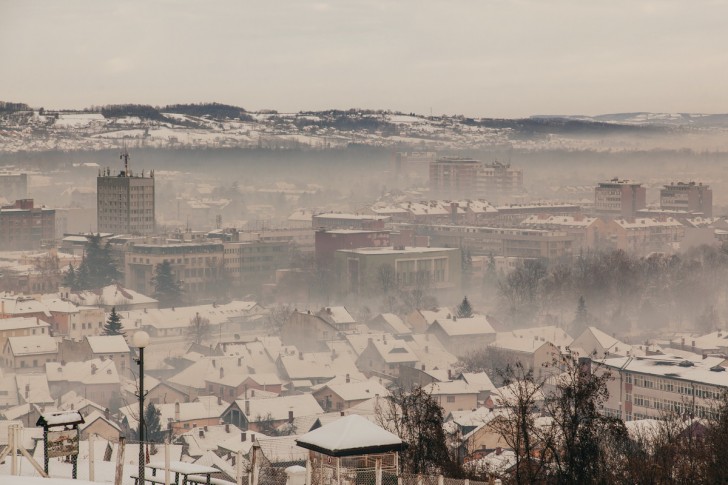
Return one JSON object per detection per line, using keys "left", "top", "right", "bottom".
{"left": 594, "top": 179, "right": 646, "bottom": 219}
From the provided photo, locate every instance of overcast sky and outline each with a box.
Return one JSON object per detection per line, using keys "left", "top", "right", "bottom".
{"left": 2, "top": 0, "right": 727, "bottom": 118}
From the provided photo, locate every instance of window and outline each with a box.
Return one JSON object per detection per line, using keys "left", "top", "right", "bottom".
{"left": 446, "top": 396, "right": 455, "bottom": 403}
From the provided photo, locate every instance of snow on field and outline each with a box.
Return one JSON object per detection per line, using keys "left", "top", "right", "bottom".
{"left": 53, "top": 113, "right": 105, "bottom": 127}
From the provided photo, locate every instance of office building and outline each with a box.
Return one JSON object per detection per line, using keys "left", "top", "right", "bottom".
{"left": 594, "top": 179, "right": 646, "bottom": 218}
{"left": 97, "top": 150, "right": 155, "bottom": 235}
{"left": 660, "top": 182, "right": 712, "bottom": 217}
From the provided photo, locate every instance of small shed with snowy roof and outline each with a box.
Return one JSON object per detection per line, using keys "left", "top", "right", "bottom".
{"left": 296, "top": 414, "right": 405, "bottom": 484}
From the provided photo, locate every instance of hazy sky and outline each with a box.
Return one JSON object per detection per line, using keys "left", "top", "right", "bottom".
{"left": 2, "top": 0, "right": 727, "bottom": 118}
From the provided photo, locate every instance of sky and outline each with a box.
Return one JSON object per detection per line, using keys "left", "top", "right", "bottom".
{"left": 1, "top": 0, "right": 728, "bottom": 118}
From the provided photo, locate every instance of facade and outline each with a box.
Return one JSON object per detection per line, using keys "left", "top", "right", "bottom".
{"left": 312, "top": 213, "right": 389, "bottom": 230}
{"left": 0, "top": 199, "right": 55, "bottom": 250}
{"left": 476, "top": 161, "right": 524, "bottom": 202}
{"left": 594, "top": 179, "right": 646, "bottom": 218}
{"left": 391, "top": 223, "right": 576, "bottom": 260}
{"left": 125, "top": 242, "right": 224, "bottom": 297}
{"left": 315, "top": 229, "right": 390, "bottom": 267}
{"left": 96, "top": 156, "right": 155, "bottom": 235}
{"left": 600, "top": 355, "right": 728, "bottom": 421}
{"left": 334, "top": 246, "right": 461, "bottom": 295}
{"left": 2, "top": 335, "right": 59, "bottom": 370}
{"left": 660, "top": 182, "right": 712, "bottom": 217}
{"left": 429, "top": 157, "right": 481, "bottom": 198}
{"left": 605, "top": 217, "right": 685, "bottom": 254}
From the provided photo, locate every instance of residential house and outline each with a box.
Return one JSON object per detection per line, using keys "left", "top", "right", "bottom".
{"left": 221, "top": 394, "right": 324, "bottom": 432}
{"left": 281, "top": 311, "right": 340, "bottom": 352}
{"left": 427, "top": 314, "right": 496, "bottom": 357}
{"left": 2, "top": 335, "right": 58, "bottom": 370}
{"left": 312, "top": 378, "right": 389, "bottom": 412}
{"left": 121, "top": 398, "right": 228, "bottom": 436}
{"left": 79, "top": 409, "right": 122, "bottom": 442}
{"left": 82, "top": 335, "right": 131, "bottom": 377}
{"left": 423, "top": 380, "right": 480, "bottom": 414}
{"left": 46, "top": 358, "right": 121, "bottom": 409}
{"left": 355, "top": 335, "right": 418, "bottom": 378}
{"left": 0, "top": 317, "right": 51, "bottom": 350}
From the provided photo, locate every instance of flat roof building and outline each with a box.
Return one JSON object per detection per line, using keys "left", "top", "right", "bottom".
{"left": 660, "top": 182, "right": 712, "bottom": 217}
{"left": 97, "top": 150, "right": 155, "bottom": 235}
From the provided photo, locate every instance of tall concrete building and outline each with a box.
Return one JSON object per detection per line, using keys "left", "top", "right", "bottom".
{"left": 0, "top": 199, "right": 55, "bottom": 250}
{"left": 97, "top": 150, "right": 155, "bottom": 235}
{"left": 660, "top": 182, "right": 712, "bottom": 217}
{"left": 429, "top": 158, "right": 523, "bottom": 201}
{"left": 594, "top": 179, "right": 646, "bottom": 219}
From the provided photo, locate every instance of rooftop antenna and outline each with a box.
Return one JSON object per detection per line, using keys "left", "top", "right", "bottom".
{"left": 120, "top": 145, "right": 130, "bottom": 175}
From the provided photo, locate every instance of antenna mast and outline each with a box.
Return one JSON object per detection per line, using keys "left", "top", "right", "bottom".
{"left": 120, "top": 145, "right": 130, "bottom": 175}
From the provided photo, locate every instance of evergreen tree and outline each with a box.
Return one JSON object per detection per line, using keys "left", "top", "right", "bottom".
{"left": 138, "top": 403, "right": 165, "bottom": 443}
{"left": 570, "top": 295, "right": 589, "bottom": 335}
{"left": 456, "top": 296, "right": 473, "bottom": 318}
{"left": 75, "top": 234, "right": 119, "bottom": 290}
{"left": 103, "top": 307, "right": 124, "bottom": 336}
{"left": 151, "top": 261, "right": 183, "bottom": 307}
{"left": 63, "top": 263, "right": 78, "bottom": 290}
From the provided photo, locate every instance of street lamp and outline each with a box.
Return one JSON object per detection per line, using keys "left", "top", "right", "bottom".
{"left": 133, "top": 330, "right": 150, "bottom": 485}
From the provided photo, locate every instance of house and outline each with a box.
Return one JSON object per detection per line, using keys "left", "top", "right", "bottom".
{"left": 423, "top": 380, "right": 480, "bottom": 414}
{"left": 15, "top": 373, "right": 54, "bottom": 406}
{"left": 221, "top": 394, "right": 324, "bottom": 432}
{"left": 277, "top": 350, "right": 359, "bottom": 385}
{"left": 406, "top": 307, "right": 454, "bottom": 334}
{"left": 368, "top": 313, "right": 412, "bottom": 336}
{"left": 427, "top": 314, "right": 496, "bottom": 357}
{"left": 281, "top": 311, "right": 340, "bottom": 352}
{"left": 2, "top": 335, "right": 59, "bottom": 370}
{"left": 82, "top": 335, "right": 131, "bottom": 376}
{"left": 121, "top": 397, "right": 228, "bottom": 436}
{"left": 487, "top": 334, "right": 562, "bottom": 380}
{"left": 46, "top": 358, "right": 121, "bottom": 409}
{"left": 79, "top": 409, "right": 122, "bottom": 442}
{"left": 571, "top": 326, "right": 637, "bottom": 358}
{"left": 316, "top": 306, "right": 357, "bottom": 332}
{"left": 312, "top": 378, "right": 389, "bottom": 412}
{"left": 355, "top": 335, "right": 418, "bottom": 378}
{"left": 457, "top": 372, "right": 497, "bottom": 403}
{"left": 39, "top": 295, "right": 106, "bottom": 340}
{"left": 0, "top": 316, "right": 51, "bottom": 350}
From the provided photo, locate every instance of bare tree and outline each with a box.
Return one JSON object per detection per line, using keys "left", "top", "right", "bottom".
{"left": 186, "top": 312, "right": 212, "bottom": 345}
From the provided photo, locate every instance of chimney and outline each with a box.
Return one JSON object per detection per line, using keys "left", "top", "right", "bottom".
{"left": 496, "top": 447, "right": 503, "bottom": 456}
{"left": 241, "top": 432, "right": 247, "bottom": 442}
{"left": 105, "top": 408, "right": 110, "bottom": 420}
{"left": 199, "top": 429, "right": 205, "bottom": 438}
{"left": 238, "top": 358, "right": 242, "bottom": 367}
{"left": 340, "top": 411, "right": 345, "bottom": 416}
{"left": 175, "top": 402, "right": 180, "bottom": 422}
{"left": 251, "top": 433, "right": 255, "bottom": 442}
{"left": 448, "top": 369, "right": 452, "bottom": 380}
{"left": 212, "top": 359, "right": 216, "bottom": 368}
{"left": 288, "top": 410, "right": 294, "bottom": 423}
{"left": 345, "top": 374, "right": 350, "bottom": 383}
{"left": 299, "top": 351, "right": 303, "bottom": 360}
{"left": 220, "top": 367, "right": 224, "bottom": 379}
{"left": 225, "top": 423, "right": 230, "bottom": 433}
{"left": 245, "top": 400, "right": 250, "bottom": 416}
{"left": 217, "top": 395, "right": 222, "bottom": 406}
{"left": 25, "top": 384, "right": 30, "bottom": 398}
{"left": 91, "top": 364, "right": 97, "bottom": 374}
{"left": 421, "top": 364, "right": 426, "bottom": 371}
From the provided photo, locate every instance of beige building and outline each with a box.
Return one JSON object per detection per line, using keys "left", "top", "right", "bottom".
{"left": 594, "top": 179, "right": 646, "bottom": 219}
{"left": 96, "top": 153, "right": 155, "bottom": 235}
{"left": 2, "top": 335, "right": 58, "bottom": 371}
{"left": 0, "top": 317, "right": 51, "bottom": 351}
{"left": 423, "top": 380, "right": 480, "bottom": 414}
{"left": 600, "top": 355, "right": 728, "bottom": 422}
{"left": 605, "top": 217, "right": 685, "bottom": 254}
{"left": 125, "top": 241, "right": 224, "bottom": 298}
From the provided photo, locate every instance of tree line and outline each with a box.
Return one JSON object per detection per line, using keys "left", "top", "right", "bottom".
{"left": 493, "top": 245, "right": 728, "bottom": 334}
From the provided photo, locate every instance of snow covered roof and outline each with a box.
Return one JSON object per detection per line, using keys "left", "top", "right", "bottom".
{"left": 0, "top": 316, "right": 50, "bottom": 331}
{"left": 46, "top": 358, "right": 119, "bottom": 385}
{"left": 316, "top": 380, "right": 389, "bottom": 403}
{"left": 37, "top": 410, "right": 84, "bottom": 427}
{"left": 15, "top": 374, "right": 54, "bottom": 404}
{"left": 296, "top": 414, "right": 404, "bottom": 457}
{"left": 231, "top": 394, "right": 324, "bottom": 422}
{"left": 65, "top": 284, "right": 158, "bottom": 307}
{"left": 86, "top": 335, "right": 130, "bottom": 354}
{"left": 423, "top": 380, "right": 479, "bottom": 396}
{"left": 374, "top": 313, "right": 412, "bottom": 335}
{"left": 602, "top": 355, "right": 728, "bottom": 387}
{"left": 318, "top": 306, "right": 355, "bottom": 325}
{"left": 0, "top": 296, "right": 52, "bottom": 317}
{"left": 429, "top": 314, "right": 495, "bottom": 336}
{"left": 6, "top": 335, "right": 58, "bottom": 356}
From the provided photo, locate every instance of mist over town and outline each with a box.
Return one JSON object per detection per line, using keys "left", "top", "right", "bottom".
{"left": 3, "top": 2, "right": 728, "bottom": 485}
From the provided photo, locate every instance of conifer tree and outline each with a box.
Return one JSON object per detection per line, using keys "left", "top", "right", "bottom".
{"left": 151, "top": 261, "right": 183, "bottom": 307}
{"left": 138, "top": 403, "right": 164, "bottom": 443}
{"left": 456, "top": 296, "right": 473, "bottom": 318}
{"left": 103, "top": 307, "right": 124, "bottom": 336}
{"left": 63, "top": 263, "right": 78, "bottom": 291}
